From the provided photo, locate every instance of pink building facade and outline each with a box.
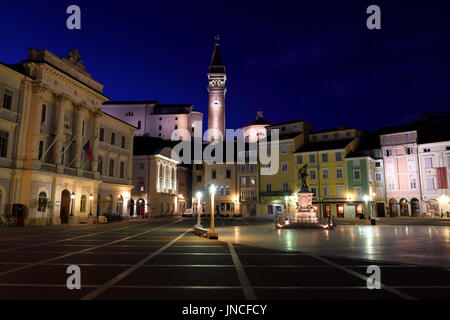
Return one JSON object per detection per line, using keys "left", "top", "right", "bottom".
{"left": 381, "top": 130, "right": 423, "bottom": 216}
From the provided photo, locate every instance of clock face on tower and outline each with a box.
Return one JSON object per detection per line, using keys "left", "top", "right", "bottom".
{"left": 212, "top": 98, "right": 221, "bottom": 108}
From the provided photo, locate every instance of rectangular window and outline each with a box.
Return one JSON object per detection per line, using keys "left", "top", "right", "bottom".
{"left": 336, "top": 204, "right": 344, "bottom": 217}
{"left": 99, "top": 128, "right": 104, "bottom": 142}
{"left": 375, "top": 161, "right": 381, "bottom": 167}
{"left": 388, "top": 177, "right": 395, "bottom": 190}
{"left": 409, "top": 176, "right": 417, "bottom": 189}
{"left": 197, "top": 175, "right": 201, "bottom": 182}
{"left": 353, "top": 170, "right": 361, "bottom": 180}
{"left": 322, "top": 153, "right": 328, "bottom": 162}
{"left": 0, "top": 130, "right": 8, "bottom": 158}
{"left": 322, "top": 169, "right": 329, "bottom": 179}
{"left": 386, "top": 161, "right": 394, "bottom": 173}
{"left": 407, "top": 158, "right": 415, "bottom": 172}
{"left": 424, "top": 157, "right": 433, "bottom": 169}
{"left": 406, "top": 147, "right": 412, "bottom": 155}
{"left": 354, "top": 186, "right": 362, "bottom": 199}
{"left": 376, "top": 187, "right": 383, "bottom": 198}
{"left": 334, "top": 133, "right": 340, "bottom": 139}
{"left": 282, "top": 161, "right": 288, "bottom": 172}
{"left": 310, "top": 187, "right": 317, "bottom": 196}
{"left": 121, "top": 136, "right": 126, "bottom": 148}
{"left": 375, "top": 172, "right": 382, "bottom": 182}
{"left": 120, "top": 161, "right": 125, "bottom": 178}
{"left": 309, "top": 170, "right": 316, "bottom": 180}
{"left": 323, "top": 186, "right": 330, "bottom": 197}
{"left": 337, "top": 185, "right": 344, "bottom": 197}
{"left": 335, "top": 152, "right": 342, "bottom": 161}
{"left": 283, "top": 183, "right": 289, "bottom": 192}
{"left": 267, "top": 184, "right": 272, "bottom": 192}
{"left": 386, "top": 149, "right": 392, "bottom": 157}
{"left": 280, "top": 145, "right": 288, "bottom": 154}
{"left": 109, "top": 159, "right": 114, "bottom": 177}
{"left": 309, "top": 154, "right": 315, "bottom": 163}
{"left": 336, "top": 168, "right": 343, "bottom": 179}
{"left": 212, "top": 169, "right": 216, "bottom": 179}
{"left": 2, "top": 89, "right": 12, "bottom": 110}
{"left": 426, "top": 177, "right": 434, "bottom": 190}
{"left": 226, "top": 169, "right": 231, "bottom": 178}
{"left": 296, "top": 155, "right": 302, "bottom": 164}
{"left": 111, "top": 132, "right": 116, "bottom": 145}
{"left": 41, "top": 104, "right": 46, "bottom": 123}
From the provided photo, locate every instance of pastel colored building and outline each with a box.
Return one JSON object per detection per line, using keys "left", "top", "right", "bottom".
{"left": 102, "top": 101, "right": 203, "bottom": 140}
{"left": 380, "top": 130, "right": 422, "bottom": 216}
{"left": 294, "top": 127, "right": 359, "bottom": 218}
{"left": 417, "top": 140, "right": 450, "bottom": 216}
{"left": 259, "top": 120, "right": 312, "bottom": 217}
{"left": 242, "top": 110, "right": 272, "bottom": 143}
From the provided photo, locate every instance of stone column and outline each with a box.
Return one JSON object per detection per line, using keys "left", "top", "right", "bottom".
{"left": 92, "top": 111, "right": 100, "bottom": 175}
{"left": 24, "top": 84, "right": 44, "bottom": 169}
{"left": 55, "top": 94, "right": 68, "bottom": 170}
{"left": 74, "top": 105, "right": 84, "bottom": 170}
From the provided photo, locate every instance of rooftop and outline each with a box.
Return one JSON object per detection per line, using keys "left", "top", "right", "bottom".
{"left": 295, "top": 138, "right": 355, "bottom": 153}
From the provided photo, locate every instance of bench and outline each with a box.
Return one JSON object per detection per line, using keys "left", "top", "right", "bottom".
{"left": 193, "top": 226, "right": 209, "bottom": 238}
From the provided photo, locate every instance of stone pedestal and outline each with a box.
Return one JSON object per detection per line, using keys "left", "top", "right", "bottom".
{"left": 294, "top": 192, "right": 319, "bottom": 224}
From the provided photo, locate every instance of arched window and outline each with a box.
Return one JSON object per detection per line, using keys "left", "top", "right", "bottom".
{"left": 38, "top": 192, "right": 48, "bottom": 212}
{"left": 219, "top": 185, "right": 225, "bottom": 196}
{"left": 117, "top": 195, "right": 123, "bottom": 215}
{"left": 80, "top": 195, "right": 86, "bottom": 212}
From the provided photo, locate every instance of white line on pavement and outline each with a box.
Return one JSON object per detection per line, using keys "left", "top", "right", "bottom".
{"left": 227, "top": 242, "right": 257, "bottom": 300}
{"left": 81, "top": 227, "right": 192, "bottom": 300}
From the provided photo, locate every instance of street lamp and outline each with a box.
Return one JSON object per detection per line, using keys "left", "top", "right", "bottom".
{"left": 196, "top": 191, "right": 202, "bottom": 227}
{"left": 285, "top": 196, "right": 290, "bottom": 221}
{"left": 208, "top": 184, "right": 218, "bottom": 239}
{"left": 70, "top": 192, "right": 75, "bottom": 216}
{"left": 89, "top": 193, "right": 94, "bottom": 216}
{"left": 363, "top": 195, "right": 370, "bottom": 218}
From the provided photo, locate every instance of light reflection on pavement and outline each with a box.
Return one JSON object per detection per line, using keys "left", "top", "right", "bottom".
{"left": 216, "top": 223, "right": 450, "bottom": 268}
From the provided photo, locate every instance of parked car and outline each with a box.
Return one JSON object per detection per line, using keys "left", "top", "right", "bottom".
{"left": 182, "top": 208, "right": 193, "bottom": 217}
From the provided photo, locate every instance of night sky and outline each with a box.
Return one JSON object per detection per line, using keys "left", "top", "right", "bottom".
{"left": 1, "top": 0, "right": 449, "bottom": 132}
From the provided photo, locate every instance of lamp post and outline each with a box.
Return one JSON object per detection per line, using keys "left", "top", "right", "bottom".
{"left": 89, "top": 193, "right": 94, "bottom": 216}
{"left": 285, "top": 196, "right": 290, "bottom": 221}
{"left": 363, "top": 195, "right": 370, "bottom": 219}
{"left": 196, "top": 191, "right": 202, "bottom": 227}
{"left": 70, "top": 192, "right": 75, "bottom": 216}
{"left": 208, "top": 185, "right": 218, "bottom": 239}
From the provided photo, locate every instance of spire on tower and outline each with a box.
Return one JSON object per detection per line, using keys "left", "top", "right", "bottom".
{"left": 209, "top": 35, "right": 225, "bottom": 73}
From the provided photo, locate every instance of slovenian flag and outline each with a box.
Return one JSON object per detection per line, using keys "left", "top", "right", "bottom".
{"left": 83, "top": 140, "right": 93, "bottom": 162}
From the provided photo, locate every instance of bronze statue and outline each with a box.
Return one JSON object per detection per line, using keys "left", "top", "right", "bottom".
{"left": 299, "top": 164, "right": 309, "bottom": 192}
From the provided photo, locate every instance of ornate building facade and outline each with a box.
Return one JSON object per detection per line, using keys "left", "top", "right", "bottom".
{"left": 0, "top": 48, "right": 135, "bottom": 226}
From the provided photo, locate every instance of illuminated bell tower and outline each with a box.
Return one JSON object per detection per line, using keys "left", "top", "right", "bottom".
{"left": 207, "top": 35, "right": 227, "bottom": 142}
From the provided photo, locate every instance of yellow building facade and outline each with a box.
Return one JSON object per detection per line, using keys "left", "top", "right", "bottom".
{"left": 294, "top": 128, "right": 359, "bottom": 218}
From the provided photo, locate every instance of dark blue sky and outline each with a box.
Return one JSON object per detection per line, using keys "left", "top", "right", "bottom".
{"left": 1, "top": 0, "right": 449, "bottom": 132}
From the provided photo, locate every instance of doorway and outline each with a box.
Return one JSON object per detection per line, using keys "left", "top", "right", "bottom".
{"left": 376, "top": 202, "right": 385, "bottom": 217}
{"left": 60, "top": 190, "right": 71, "bottom": 224}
